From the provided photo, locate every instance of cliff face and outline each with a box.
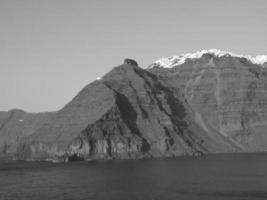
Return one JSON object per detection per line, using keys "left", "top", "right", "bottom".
{"left": 2, "top": 51, "right": 267, "bottom": 162}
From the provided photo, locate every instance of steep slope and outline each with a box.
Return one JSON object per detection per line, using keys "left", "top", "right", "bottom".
{"left": 0, "top": 109, "right": 53, "bottom": 154}
{"left": 149, "top": 49, "right": 267, "bottom": 152}
{"left": 16, "top": 59, "right": 238, "bottom": 162}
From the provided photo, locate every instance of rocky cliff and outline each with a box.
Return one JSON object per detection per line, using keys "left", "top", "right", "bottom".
{"left": 2, "top": 50, "right": 267, "bottom": 162}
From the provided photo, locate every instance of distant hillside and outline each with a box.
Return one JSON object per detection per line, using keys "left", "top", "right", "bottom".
{"left": 0, "top": 109, "right": 54, "bottom": 154}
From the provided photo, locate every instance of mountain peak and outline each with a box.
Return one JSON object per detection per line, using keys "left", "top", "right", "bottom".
{"left": 149, "top": 49, "right": 267, "bottom": 68}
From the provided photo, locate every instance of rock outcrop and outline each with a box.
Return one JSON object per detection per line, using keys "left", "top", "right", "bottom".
{"left": 124, "top": 58, "right": 138, "bottom": 66}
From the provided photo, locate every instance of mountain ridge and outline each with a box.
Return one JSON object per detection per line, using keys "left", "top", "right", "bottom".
{"left": 1, "top": 53, "right": 267, "bottom": 162}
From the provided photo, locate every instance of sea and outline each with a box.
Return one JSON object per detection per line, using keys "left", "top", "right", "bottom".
{"left": 1, "top": 153, "right": 267, "bottom": 200}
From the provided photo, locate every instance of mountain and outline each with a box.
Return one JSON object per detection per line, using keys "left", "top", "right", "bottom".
{"left": 148, "top": 49, "right": 267, "bottom": 152}
{"left": 1, "top": 50, "right": 267, "bottom": 162}
{"left": 17, "top": 59, "right": 233, "bottom": 162}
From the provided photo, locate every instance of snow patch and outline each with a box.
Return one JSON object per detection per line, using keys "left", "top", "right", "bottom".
{"left": 19, "top": 120, "right": 23, "bottom": 122}
{"left": 96, "top": 77, "right": 102, "bottom": 80}
{"left": 150, "top": 49, "right": 267, "bottom": 68}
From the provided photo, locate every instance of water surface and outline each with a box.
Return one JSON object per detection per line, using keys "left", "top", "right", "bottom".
{"left": 1, "top": 153, "right": 267, "bottom": 200}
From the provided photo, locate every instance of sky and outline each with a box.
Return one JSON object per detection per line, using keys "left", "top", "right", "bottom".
{"left": 0, "top": 0, "right": 267, "bottom": 112}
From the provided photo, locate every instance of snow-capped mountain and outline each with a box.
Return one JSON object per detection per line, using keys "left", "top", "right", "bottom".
{"left": 149, "top": 49, "right": 267, "bottom": 68}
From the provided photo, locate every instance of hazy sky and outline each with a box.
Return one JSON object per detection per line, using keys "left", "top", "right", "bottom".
{"left": 0, "top": 0, "right": 267, "bottom": 112}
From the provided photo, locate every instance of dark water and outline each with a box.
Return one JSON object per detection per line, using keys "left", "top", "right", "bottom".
{"left": 1, "top": 153, "right": 267, "bottom": 200}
